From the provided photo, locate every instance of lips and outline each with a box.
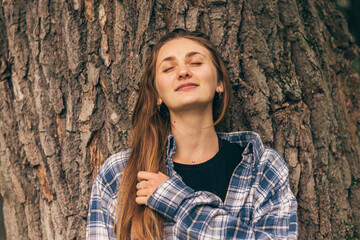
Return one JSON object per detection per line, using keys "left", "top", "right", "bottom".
{"left": 175, "top": 82, "right": 199, "bottom": 91}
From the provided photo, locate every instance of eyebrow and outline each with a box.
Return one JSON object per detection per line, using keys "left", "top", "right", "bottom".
{"left": 159, "top": 51, "right": 205, "bottom": 67}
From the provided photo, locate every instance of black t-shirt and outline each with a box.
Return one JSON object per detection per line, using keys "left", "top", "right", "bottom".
{"left": 173, "top": 138, "right": 245, "bottom": 202}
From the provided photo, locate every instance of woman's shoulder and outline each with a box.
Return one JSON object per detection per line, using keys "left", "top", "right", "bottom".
{"left": 100, "top": 148, "right": 131, "bottom": 174}
{"left": 261, "top": 147, "right": 288, "bottom": 169}
{"left": 94, "top": 148, "right": 131, "bottom": 194}
{"left": 256, "top": 146, "right": 290, "bottom": 188}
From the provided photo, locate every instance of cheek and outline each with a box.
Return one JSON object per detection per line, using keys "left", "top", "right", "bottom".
{"left": 203, "top": 69, "right": 218, "bottom": 100}
{"left": 202, "top": 66, "right": 218, "bottom": 85}
{"left": 203, "top": 73, "right": 218, "bottom": 92}
{"left": 155, "top": 77, "right": 170, "bottom": 98}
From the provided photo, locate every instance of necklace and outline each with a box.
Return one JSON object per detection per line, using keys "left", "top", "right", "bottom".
{"left": 192, "top": 159, "right": 195, "bottom": 163}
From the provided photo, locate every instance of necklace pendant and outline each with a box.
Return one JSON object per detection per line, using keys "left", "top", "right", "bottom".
{"left": 192, "top": 159, "right": 195, "bottom": 163}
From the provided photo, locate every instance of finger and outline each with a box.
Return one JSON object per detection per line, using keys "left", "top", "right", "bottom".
{"left": 135, "top": 196, "right": 148, "bottom": 205}
{"left": 137, "top": 171, "right": 158, "bottom": 181}
{"left": 136, "top": 180, "right": 147, "bottom": 190}
{"left": 136, "top": 189, "right": 148, "bottom": 196}
{"left": 158, "top": 171, "right": 168, "bottom": 178}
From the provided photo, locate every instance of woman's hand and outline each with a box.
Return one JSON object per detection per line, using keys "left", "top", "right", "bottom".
{"left": 135, "top": 171, "right": 169, "bottom": 205}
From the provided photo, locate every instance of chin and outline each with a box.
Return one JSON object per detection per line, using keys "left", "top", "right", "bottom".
{"left": 169, "top": 99, "right": 213, "bottom": 112}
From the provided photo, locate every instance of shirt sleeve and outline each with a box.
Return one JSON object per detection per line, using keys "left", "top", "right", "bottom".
{"left": 146, "top": 148, "right": 298, "bottom": 239}
{"left": 86, "top": 173, "right": 117, "bottom": 240}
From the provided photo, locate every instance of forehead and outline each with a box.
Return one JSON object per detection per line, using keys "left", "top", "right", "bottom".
{"left": 156, "top": 38, "right": 211, "bottom": 64}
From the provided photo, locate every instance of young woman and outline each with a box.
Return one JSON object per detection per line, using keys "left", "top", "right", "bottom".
{"left": 86, "top": 29, "right": 298, "bottom": 240}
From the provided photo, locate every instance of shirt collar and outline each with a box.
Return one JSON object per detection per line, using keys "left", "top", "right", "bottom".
{"left": 216, "top": 131, "right": 264, "bottom": 156}
{"left": 165, "top": 131, "right": 265, "bottom": 174}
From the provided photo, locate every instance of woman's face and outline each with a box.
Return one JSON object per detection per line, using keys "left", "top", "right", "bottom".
{"left": 155, "top": 38, "right": 223, "bottom": 113}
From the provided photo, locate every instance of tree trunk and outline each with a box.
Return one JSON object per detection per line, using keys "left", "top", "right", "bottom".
{"left": 0, "top": 0, "right": 359, "bottom": 239}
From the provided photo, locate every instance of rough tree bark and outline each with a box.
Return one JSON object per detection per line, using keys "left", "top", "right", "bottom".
{"left": 0, "top": 0, "right": 359, "bottom": 239}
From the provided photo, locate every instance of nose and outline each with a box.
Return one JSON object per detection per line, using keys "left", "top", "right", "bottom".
{"left": 176, "top": 65, "right": 192, "bottom": 80}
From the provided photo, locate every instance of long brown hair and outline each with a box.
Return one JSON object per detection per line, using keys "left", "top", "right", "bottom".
{"left": 115, "top": 29, "right": 231, "bottom": 240}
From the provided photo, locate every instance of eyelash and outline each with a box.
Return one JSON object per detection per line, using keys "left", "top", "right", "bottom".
{"left": 163, "top": 62, "right": 202, "bottom": 72}
{"left": 163, "top": 67, "right": 174, "bottom": 73}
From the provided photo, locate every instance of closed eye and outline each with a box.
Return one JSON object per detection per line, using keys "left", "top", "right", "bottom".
{"left": 163, "top": 67, "right": 174, "bottom": 72}
{"left": 190, "top": 62, "right": 202, "bottom": 66}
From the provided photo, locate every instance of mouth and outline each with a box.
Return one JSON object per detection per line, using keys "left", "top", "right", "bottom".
{"left": 175, "top": 82, "right": 199, "bottom": 91}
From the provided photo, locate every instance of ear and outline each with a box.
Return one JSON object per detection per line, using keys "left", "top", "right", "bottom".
{"left": 217, "top": 81, "right": 224, "bottom": 93}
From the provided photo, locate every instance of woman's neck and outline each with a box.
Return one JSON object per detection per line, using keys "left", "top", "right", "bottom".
{"left": 170, "top": 110, "right": 219, "bottom": 165}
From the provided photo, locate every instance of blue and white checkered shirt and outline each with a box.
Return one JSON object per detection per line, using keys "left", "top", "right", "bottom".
{"left": 86, "top": 131, "right": 298, "bottom": 239}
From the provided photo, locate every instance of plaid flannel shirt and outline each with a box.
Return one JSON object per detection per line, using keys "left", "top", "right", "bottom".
{"left": 86, "top": 131, "right": 298, "bottom": 239}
